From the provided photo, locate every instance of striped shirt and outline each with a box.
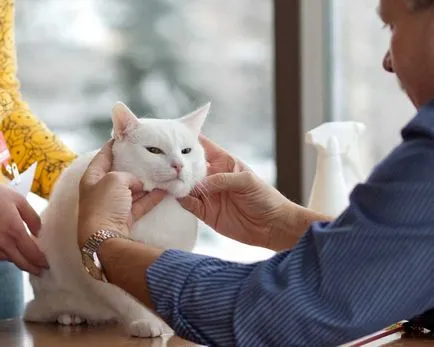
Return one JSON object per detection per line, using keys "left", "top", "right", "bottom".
{"left": 147, "top": 100, "right": 434, "bottom": 346}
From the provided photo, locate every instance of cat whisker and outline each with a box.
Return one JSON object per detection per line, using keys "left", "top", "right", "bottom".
{"left": 194, "top": 182, "right": 214, "bottom": 213}
{"left": 191, "top": 186, "right": 201, "bottom": 201}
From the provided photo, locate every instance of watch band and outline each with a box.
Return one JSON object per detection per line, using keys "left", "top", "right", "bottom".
{"left": 81, "top": 229, "right": 130, "bottom": 281}
{"left": 81, "top": 229, "right": 129, "bottom": 256}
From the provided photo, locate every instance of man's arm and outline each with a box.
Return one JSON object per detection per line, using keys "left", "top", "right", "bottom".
{"left": 269, "top": 202, "right": 333, "bottom": 251}
{"left": 96, "top": 238, "right": 163, "bottom": 310}
{"left": 95, "top": 128, "right": 434, "bottom": 346}
{"left": 144, "top": 136, "right": 434, "bottom": 346}
{"left": 93, "top": 205, "right": 332, "bottom": 328}
{"left": 145, "top": 222, "right": 434, "bottom": 347}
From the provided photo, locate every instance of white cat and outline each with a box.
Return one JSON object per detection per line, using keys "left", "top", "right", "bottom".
{"left": 23, "top": 101, "right": 210, "bottom": 337}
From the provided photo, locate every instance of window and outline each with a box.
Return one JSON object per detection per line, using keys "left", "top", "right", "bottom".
{"left": 17, "top": 0, "right": 275, "bottom": 302}
{"left": 299, "top": 0, "right": 417, "bottom": 204}
{"left": 16, "top": 0, "right": 407, "bottom": 314}
{"left": 328, "top": 0, "right": 416, "bottom": 173}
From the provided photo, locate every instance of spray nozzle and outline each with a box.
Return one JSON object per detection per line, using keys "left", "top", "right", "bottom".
{"left": 305, "top": 121, "right": 365, "bottom": 155}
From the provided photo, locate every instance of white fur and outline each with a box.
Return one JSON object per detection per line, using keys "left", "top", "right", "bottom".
{"left": 24, "top": 102, "right": 210, "bottom": 337}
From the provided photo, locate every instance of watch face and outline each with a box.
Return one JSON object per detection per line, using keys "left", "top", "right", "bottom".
{"left": 82, "top": 253, "right": 103, "bottom": 281}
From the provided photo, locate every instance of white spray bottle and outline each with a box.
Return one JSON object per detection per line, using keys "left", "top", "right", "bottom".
{"left": 306, "top": 121, "right": 366, "bottom": 217}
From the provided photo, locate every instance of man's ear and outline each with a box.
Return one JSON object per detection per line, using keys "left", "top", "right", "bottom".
{"left": 179, "top": 102, "right": 210, "bottom": 136}
{"left": 111, "top": 102, "right": 139, "bottom": 140}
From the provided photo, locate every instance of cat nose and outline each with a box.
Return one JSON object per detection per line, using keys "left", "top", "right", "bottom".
{"left": 171, "top": 162, "right": 184, "bottom": 174}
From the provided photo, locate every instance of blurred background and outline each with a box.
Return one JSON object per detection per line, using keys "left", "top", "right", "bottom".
{"left": 16, "top": 0, "right": 416, "bottom": 301}
{"left": 18, "top": 0, "right": 275, "bottom": 266}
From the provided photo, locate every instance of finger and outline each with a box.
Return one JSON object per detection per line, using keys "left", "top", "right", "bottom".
{"left": 0, "top": 250, "right": 7, "bottom": 260}
{"left": 199, "top": 134, "right": 228, "bottom": 161}
{"left": 132, "top": 191, "right": 146, "bottom": 202}
{"left": 132, "top": 190, "right": 167, "bottom": 221}
{"left": 200, "top": 172, "right": 252, "bottom": 195}
{"left": 187, "top": 174, "right": 235, "bottom": 198}
{"left": 5, "top": 244, "right": 42, "bottom": 276}
{"left": 105, "top": 171, "right": 144, "bottom": 195}
{"left": 15, "top": 228, "right": 49, "bottom": 269}
{"left": 199, "top": 136, "right": 247, "bottom": 175}
{"left": 15, "top": 198, "right": 41, "bottom": 236}
{"left": 206, "top": 163, "right": 221, "bottom": 176}
{"left": 81, "top": 140, "right": 114, "bottom": 188}
{"left": 207, "top": 163, "right": 231, "bottom": 176}
{"left": 177, "top": 195, "right": 205, "bottom": 219}
{"left": 127, "top": 176, "right": 145, "bottom": 196}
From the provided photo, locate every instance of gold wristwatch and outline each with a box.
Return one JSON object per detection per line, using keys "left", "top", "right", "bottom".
{"left": 80, "top": 229, "right": 130, "bottom": 281}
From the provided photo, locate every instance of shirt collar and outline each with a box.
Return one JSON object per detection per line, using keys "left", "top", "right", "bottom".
{"left": 401, "top": 99, "right": 434, "bottom": 141}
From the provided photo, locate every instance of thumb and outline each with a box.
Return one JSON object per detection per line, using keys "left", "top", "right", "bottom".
{"left": 178, "top": 195, "right": 204, "bottom": 219}
{"left": 81, "top": 140, "right": 114, "bottom": 189}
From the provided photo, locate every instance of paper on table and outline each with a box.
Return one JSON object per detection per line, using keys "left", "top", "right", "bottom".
{"left": 8, "top": 162, "right": 37, "bottom": 198}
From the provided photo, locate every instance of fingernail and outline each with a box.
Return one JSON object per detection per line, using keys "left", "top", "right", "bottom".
{"left": 133, "top": 192, "right": 146, "bottom": 201}
{"left": 40, "top": 260, "right": 49, "bottom": 269}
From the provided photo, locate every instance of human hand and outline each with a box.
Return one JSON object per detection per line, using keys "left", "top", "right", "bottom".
{"left": 0, "top": 184, "right": 48, "bottom": 275}
{"left": 77, "top": 140, "right": 167, "bottom": 248}
{"left": 179, "top": 135, "right": 302, "bottom": 251}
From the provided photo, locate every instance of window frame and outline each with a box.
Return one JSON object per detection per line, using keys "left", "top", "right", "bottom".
{"left": 274, "top": 0, "right": 329, "bottom": 204}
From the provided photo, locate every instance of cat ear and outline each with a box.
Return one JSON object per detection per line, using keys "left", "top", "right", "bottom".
{"left": 111, "top": 102, "right": 139, "bottom": 140}
{"left": 179, "top": 102, "right": 210, "bottom": 136}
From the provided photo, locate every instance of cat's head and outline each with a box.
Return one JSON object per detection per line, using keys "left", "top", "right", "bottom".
{"left": 111, "top": 101, "right": 209, "bottom": 198}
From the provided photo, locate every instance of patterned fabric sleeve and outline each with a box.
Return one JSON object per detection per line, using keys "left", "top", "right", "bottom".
{"left": 0, "top": 0, "right": 77, "bottom": 199}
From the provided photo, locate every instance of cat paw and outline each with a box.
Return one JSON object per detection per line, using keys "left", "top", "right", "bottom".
{"left": 128, "top": 319, "right": 167, "bottom": 338}
{"left": 57, "top": 314, "right": 84, "bottom": 326}
{"left": 23, "top": 300, "right": 55, "bottom": 323}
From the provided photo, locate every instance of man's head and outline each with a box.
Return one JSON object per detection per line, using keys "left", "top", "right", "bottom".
{"left": 380, "top": 0, "right": 434, "bottom": 108}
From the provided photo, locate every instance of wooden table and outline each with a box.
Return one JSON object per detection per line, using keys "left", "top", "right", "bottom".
{"left": 1, "top": 319, "right": 433, "bottom": 346}
{"left": 385, "top": 342, "right": 434, "bottom": 346}
{"left": 0, "top": 319, "right": 201, "bottom": 347}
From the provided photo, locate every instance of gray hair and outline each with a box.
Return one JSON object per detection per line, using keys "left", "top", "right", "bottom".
{"left": 406, "top": 0, "right": 434, "bottom": 10}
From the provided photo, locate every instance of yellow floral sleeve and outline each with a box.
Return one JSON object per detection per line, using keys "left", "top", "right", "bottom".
{"left": 0, "top": 0, "right": 77, "bottom": 198}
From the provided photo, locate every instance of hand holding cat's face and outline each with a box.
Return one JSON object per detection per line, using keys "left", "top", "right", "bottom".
{"left": 110, "top": 103, "right": 210, "bottom": 198}
{"left": 78, "top": 141, "right": 167, "bottom": 247}
{"left": 178, "top": 136, "right": 295, "bottom": 250}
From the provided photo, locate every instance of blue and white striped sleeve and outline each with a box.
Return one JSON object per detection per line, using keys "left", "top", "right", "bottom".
{"left": 147, "top": 249, "right": 257, "bottom": 345}
{"left": 147, "top": 216, "right": 434, "bottom": 347}
{"left": 147, "top": 128, "right": 434, "bottom": 346}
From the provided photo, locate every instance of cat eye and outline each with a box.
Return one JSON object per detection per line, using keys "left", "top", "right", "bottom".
{"left": 181, "top": 148, "right": 192, "bottom": 154}
{"left": 146, "top": 147, "right": 164, "bottom": 154}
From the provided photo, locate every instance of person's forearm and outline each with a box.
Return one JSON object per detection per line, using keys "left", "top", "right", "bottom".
{"left": 96, "top": 238, "right": 163, "bottom": 309}
{"left": 152, "top": 223, "right": 434, "bottom": 347}
{"left": 269, "top": 201, "right": 333, "bottom": 252}
{"left": 294, "top": 205, "right": 333, "bottom": 233}
{"left": 147, "top": 249, "right": 257, "bottom": 345}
